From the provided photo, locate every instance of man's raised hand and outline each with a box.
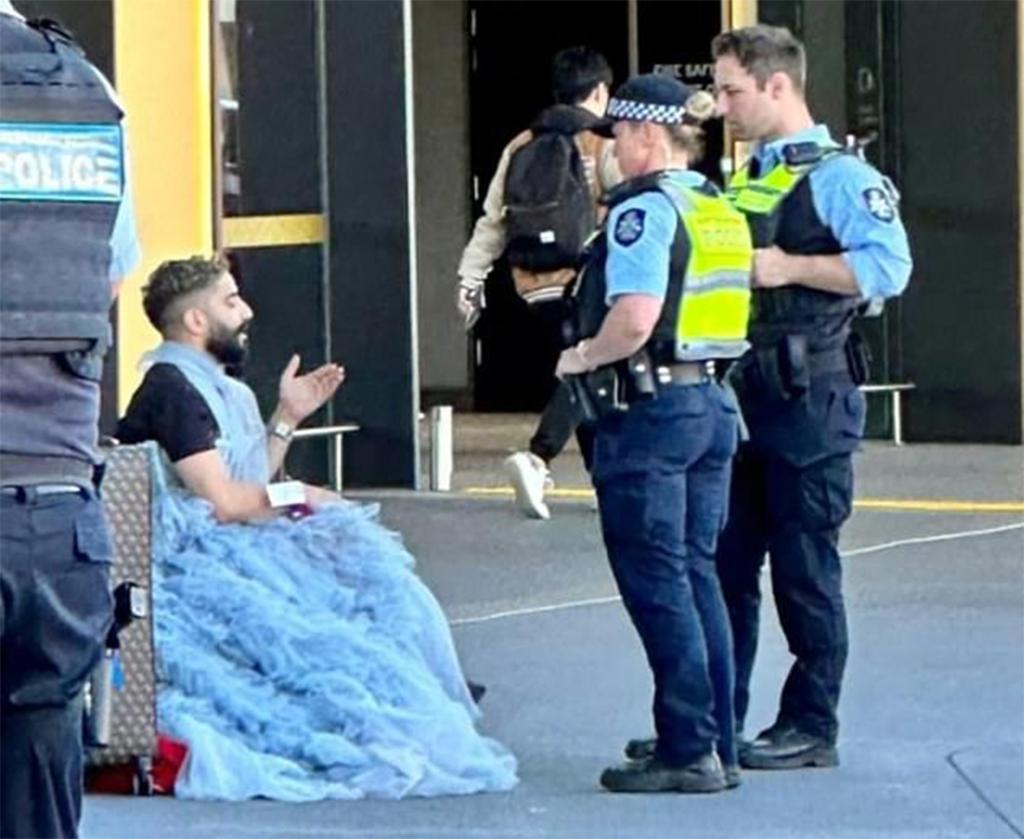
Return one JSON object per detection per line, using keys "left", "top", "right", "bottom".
{"left": 277, "top": 354, "right": 345, "bottom": 426}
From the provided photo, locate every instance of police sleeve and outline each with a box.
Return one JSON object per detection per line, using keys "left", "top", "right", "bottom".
{"left": 86, "top": 63, "right": 142, "bottom": 282}
{"left": 604, "top": 191, "right": 679, "bottom": 303}
{"left": 812, "top": 156, "right": 912, "bottom": 300}
{"left": 109, "top": 159, "right": 141, "bottom": 282}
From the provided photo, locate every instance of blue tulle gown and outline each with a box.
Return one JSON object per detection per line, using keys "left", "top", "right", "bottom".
{"left": 139, "top": 342, "right": 517, "bottom": 801}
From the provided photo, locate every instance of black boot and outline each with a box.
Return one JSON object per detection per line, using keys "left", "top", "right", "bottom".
{"left": 624, "top": 737, "right": 741, "bottom": 788}
{"left": 466, "top": 680, "right": 487, "bottom": 704}
{"left": 600, "top": 753, "right": 727, "bottom": 794}
{"left": 623, "top": 736, "right": 657, "bottom": 760}
{"left": 740, "top": 722, "right": 838, "bottom": 770}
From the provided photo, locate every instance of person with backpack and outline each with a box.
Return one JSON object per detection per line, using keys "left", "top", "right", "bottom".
{"left": 456, "top": 46, "right": 619, "bottom": 520}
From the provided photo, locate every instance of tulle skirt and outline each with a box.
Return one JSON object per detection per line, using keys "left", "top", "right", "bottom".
{"left": 151, "top": 487, "right": 517, "bottom": 801}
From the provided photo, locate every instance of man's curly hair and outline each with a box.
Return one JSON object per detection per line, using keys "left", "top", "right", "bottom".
{"left": 142, "top": 255, "right": 229, "bottom": 332}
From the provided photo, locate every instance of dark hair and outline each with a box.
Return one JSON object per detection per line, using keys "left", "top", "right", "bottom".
{"left": 711, "top": 25, "right": 806, "bottom": 92}
{"left": 142, "top": 254, "right": 229, "bottom": 332}
{"left": 551, "top": 46, "right": 612, "bottom": 105}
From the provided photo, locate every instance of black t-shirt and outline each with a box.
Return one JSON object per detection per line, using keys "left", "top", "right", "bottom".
{"left": 116, "top": 364, "right": 220, "bottom": 462}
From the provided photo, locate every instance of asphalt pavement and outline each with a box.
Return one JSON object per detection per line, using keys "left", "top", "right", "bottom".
{"left": 82, "top": 422, "right": 1024, "bottom": 839}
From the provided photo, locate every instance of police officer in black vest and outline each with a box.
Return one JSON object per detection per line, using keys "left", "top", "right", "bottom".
{"left": 711, "top": 26, "right": 912, "bottom": 770}
{"left": 0, "top": 4, "right": 140, "bottom": 836}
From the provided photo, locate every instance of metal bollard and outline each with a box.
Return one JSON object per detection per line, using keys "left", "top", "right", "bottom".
{"left": 429, "top": 405, "right": 453, "bottom": 491}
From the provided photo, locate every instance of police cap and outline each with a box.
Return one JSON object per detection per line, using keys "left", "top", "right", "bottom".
{"left": 593, "top": 73, "right": 713, "bottom": 136}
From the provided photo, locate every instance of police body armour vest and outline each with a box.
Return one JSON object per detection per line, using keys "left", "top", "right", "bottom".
{"left": 571, "top": 172, "right": 752, "bottom": 363}
{"left": 727, "top": 146, "right": 861, "bottom": 349}
{"left": 0, "top": 16, "right": 124, "bottom": 352}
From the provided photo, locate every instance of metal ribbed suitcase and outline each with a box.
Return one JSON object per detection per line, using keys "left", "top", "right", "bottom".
{"left": 85, "top": 442, "right": 158, "bottom": 794}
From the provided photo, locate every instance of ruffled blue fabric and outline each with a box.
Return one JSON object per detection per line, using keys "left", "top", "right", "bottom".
{"left": 136, "top": 343, "right": 516, "bottom": 800}
{"left": 151, "top": 462, "right": 517, "bottom": 800}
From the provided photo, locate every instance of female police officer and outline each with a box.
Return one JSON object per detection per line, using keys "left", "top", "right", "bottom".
{"left": 556, "top": 74, "right": 752, "bottom": 794}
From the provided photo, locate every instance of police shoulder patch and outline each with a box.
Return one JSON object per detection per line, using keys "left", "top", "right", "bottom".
{"left": 862, "top": 187, "right": 895, "bottom": 223}
{"left": 614, "top": 207, "right": 647, "bottom": 246}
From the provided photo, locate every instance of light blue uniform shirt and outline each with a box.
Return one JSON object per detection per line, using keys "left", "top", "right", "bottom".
{"left": 753, "top": 124, "right": 912, "bottom": 300}
{"left": 108, "top": 155, "right": 139, "bottom": 281}
{"left": 89, "top": 64, "right": 141, "bottom": 282}
{"left": 604, "top": 169, "right": 709, "bottom": 305}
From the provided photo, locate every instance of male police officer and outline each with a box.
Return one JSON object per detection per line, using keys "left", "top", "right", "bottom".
{"left": 711, "top": 25, "right": 912, "bottom": 770}
{"left": 557, "top": 74, "right": 751, "bottom": 793}
{"left": 0, "top": 4, "right": 140, "bottom": 836}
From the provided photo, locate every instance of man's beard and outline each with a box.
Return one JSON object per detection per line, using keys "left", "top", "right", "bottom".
{"left": 206, "top": 320, "right": 251, "bottom": 377}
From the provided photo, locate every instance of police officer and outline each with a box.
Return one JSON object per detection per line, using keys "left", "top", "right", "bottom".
{"left": 556, "top": 73, "right": 752, "bottom": 793}
{"left": 711, "top": 25, "right": 912, "bottom": 770}
{"left": 0, "top": 3, "right": 140, "bottom": 836}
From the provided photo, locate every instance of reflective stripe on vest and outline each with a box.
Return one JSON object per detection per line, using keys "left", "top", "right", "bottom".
{"left": 726, "top": 161, "right": 809, "bottom": 215}
{"left": 725, "top": 148, "right": 843, "bottom": 216}
{"left": 660, "top": 183, "right": 752, "bottom": 362}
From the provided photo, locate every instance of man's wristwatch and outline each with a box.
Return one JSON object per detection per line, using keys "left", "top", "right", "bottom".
{"left": 269, "top": 420, "right": 294, "bottom": 442}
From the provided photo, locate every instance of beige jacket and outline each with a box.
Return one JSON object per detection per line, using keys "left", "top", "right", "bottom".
{"left": 457, "top": 128, "right": 621, "bottom": 292}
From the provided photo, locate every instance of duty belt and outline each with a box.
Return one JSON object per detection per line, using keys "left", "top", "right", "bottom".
{"left": 655, "top": 361, "right": 710, "bottom": 387}
{"left": 0, "top": 454, "right": 95, "bottom": 488}
{"left": 0, "top": 485, "right": 84, "bottom": 498}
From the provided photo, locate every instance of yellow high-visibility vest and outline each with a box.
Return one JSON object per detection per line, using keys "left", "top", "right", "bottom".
{"left": 725, "top": 147, "right": 843, "bottom": 215}
{"left": 659, "top": 182, "right": 753, "bottom": 361}
{"left": 726, "top": 161, "right": 808, "bottom": 215}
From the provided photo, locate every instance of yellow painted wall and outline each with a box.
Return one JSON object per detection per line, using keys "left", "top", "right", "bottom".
{"left": 113, "top": 0, "right": 213, "bottom": 412}
{"left": 726, "top": 0, "right": 758, "bottom": 29}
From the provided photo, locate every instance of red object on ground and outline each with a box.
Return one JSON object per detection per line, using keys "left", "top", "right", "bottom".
{"left": 84, "top": 735, "right": 188, "bottom": 796}
{"left": 152, "top": 735, "right": 189, "bottom": 794}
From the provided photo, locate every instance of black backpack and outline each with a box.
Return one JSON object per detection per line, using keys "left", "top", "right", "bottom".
{"left": 503, "top": 106, "right": 601, "bottom": 273}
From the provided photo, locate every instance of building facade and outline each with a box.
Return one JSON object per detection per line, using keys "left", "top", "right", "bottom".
{"left": 14, "top": 0, "right": 1023, "bottom": 487}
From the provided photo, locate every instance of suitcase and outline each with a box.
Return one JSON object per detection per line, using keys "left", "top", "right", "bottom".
{"left": 84, "top": 442, "right": 158, "bottom": 795}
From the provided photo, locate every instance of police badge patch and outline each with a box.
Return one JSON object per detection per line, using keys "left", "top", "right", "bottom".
{"left": 614, "top": 208, "right": 646, "bottom": 246}
{"left": 862, "top": 187, "right": 895, "bottom": 223}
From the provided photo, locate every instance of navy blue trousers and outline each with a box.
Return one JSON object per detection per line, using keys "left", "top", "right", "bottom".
{"left": 1, "top": 490, "right": 113, "bottom": 839}
{"left": 716, "top": 373, "right": 863, "bottom": 742}
{"left": 593, "top": 381, "right": 739, "bottom": 767}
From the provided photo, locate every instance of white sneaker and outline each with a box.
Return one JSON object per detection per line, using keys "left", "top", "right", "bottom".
{"left": 504, "top": 452, "right": 551, "bottom": 520}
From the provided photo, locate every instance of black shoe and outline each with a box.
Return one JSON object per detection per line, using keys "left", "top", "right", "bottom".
{"left": 626, "top": 737, "right": 742, "bottom": 789}
{"left": 623, "top": 736, "right": 657, "bottom": 761}
{"left": 740, "top": 723, "right": 838, "bottom": 770}
{"left": 467, "top": 680, "right": 487, "bottom": 704}
{"left": 600, "top": 753, "right": 727, "bottom": 794}
{"left": 737, "top": 733, "right": 753, "bottom": 759}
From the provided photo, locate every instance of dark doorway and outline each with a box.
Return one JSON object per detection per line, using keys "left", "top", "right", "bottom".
{"left": 467, "top": 0, "right": 630, "bottom": 412}
{"left": 843, "top": 0, "right": 904, "bottom": 438}
{"left": 635, "top": 0, "right": 725, "bottom": 186}
{"left": 467, "top": 0, "right": 725, "bottom": 412}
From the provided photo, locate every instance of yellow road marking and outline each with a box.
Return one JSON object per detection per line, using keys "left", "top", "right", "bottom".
{"left": 852, "top": 499, "right": 1024, "bottom": 513}
{"left": 461, "top": 486, "right": 1024, "bottom": 514}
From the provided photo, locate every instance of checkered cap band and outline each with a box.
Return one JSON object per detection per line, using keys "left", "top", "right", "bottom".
{"left": 606, "top": 97, "right": 687, "bottom": 124}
